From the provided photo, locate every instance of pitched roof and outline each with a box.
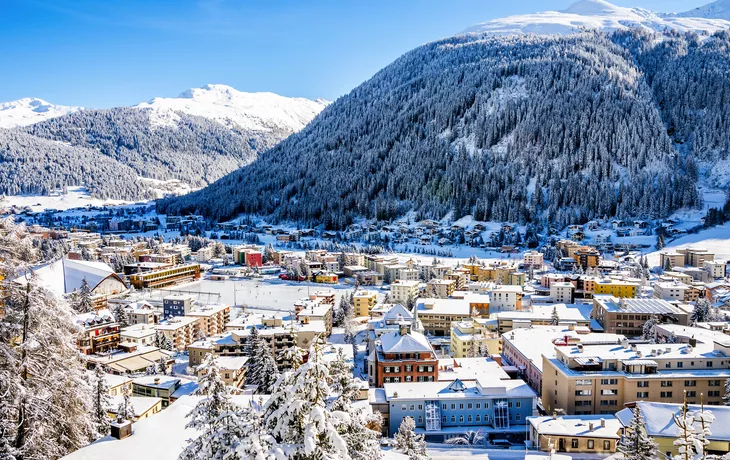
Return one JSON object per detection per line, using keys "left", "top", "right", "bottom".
{"left": 379, "top": 330, "right": 433, "bottom": 354}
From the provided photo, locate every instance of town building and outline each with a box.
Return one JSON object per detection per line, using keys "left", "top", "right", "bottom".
{"left": 426, "top": 279, "right": 457, "bottom": 299}
{"left": 75, "top": 309, "right": 120, "bottom": 355}
{"left": 523, "top": 251, "right": 544, "bottom": 267}
{"left": 131, "top": 375, "right": 198, "bottom": 407}
{"left": 660, "top": 252, "right": 686, "bottom": 269}
{"left": 415, "top": 298, "right": 473, "bottom": 336}
{"left": 528, "top": 415, "right": 621, "bottom": 454}
{"left": 128, "top": 264, "right": 201, "bottom": 289}
{"left": 119, "top": 324, "right": 157, "bottom": 347}
{"left": 162, "top": 294, "right": 193, "bottom": 319}
{"left": 490, "top": 286, "right": 523, "bottom": 312}
{"left": 705, "top": 260, "right": 727, "bottom": 279}
{"left": 353, "top": 290, "right": 379, "bottom": 317}
{"left": 550, "top": 282, "right": 575, "bottom": 304}
{"left": 155, "top": 316, "right": 200, "bottom": 351}
{"left": 96, "top": 347, "right": 173, "bottom": 375}
{"left": 186, "top": 304, "right": 231, "bottom": 337}
{"left": 593, "top": 279, "right": 639, "bottom": 298}
{"left": 654, "top": 281, "right": 691, "bottom": 302}
{"left": 542, "top": 335, "right": 730, "bottom": 416}
{"left": 450, "top": 319, "right": 501, "bottom": 358}
{"left": 678, "top": 248, "right": 715, "bottom": 267}
{"left": 107, "top": 396, "right": 163, "bottom": 422}
{"left": 591, "top": 296, "right": 688, "bottom": 336}
{"left": 367, "top": 325, "right": 438, "bottom": 387}
{"left": 390, "top": 280, "right": 420, "bottom": 305}
{"left": 373, "top": 376, "right": 537, "bottom": 442}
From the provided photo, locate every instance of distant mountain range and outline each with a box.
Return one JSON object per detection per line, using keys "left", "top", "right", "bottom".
{"left": 463, "top": 0, "right": 730, "bottom": 36}
{"left": 0, "top": 85, "right": 327, "bottom": 200}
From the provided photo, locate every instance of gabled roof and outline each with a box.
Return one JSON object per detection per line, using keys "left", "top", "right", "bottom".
{"left": 29, "top": 258, "right": 124, "bottom": 295}
{"left": 379, "top": 330, "right": 433, "bottom": 354}
{"left": 383, "top": 304, "right": 413, "bottom": 322}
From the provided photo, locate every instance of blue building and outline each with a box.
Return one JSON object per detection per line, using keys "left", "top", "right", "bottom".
{"left": 374, "top": 377, "right": 537, "bottom": 443}
{"left": 163, "top": 294, "right": 193, "bottom": 319}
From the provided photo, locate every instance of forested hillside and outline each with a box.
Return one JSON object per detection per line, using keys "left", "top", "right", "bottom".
{"left": 160, "top": 29, "right": 730, "bottom": 228}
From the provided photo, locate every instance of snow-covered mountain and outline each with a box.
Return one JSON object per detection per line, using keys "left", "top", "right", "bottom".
{"left": 0, "top": 98, "right": 81, "bottom": 129}
{"left": 463, "top": 0, "right": 730, "bottom": 36}
{"left": 672, "top": 0, "right": 730, "bottom": 20}
{"left": 135, "top": 84, "right": 329, "bottom": 133}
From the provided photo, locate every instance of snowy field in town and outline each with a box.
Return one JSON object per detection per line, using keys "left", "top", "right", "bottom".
{"left": 646, "top": 221, "right": 730, "bottom": 267}
{"left": 2, "top": 186, "right": 132, "bottom": 212}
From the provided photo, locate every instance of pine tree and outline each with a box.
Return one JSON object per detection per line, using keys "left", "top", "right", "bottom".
{"left": 155, "top": 330, "right": 173, "bottom": 351}
{"left": 257, "top": 342, "right": 280, "bottom": 394}
{"left": 724, "top": 378, "right": 730, "bottom": 406}
{"left": 692, "top": 299, "right": 711, "bottom": 325}
{"left": 278, "top": 345, "right": 304, "bottom": 372}
{"left": 113, "top": 303, "right": 130, "bottom": 328}
{"left": 617, "top": 405, "right": 658, "bottom": 460}
{"left": 550, "top": 306, "right": 560, "bottom": 326}
{"left": 73, "top": 278, "right": 94, "bottom": 313}
{"left": 92, "top": 364, "right": 112, "bottom": 438}
{"left": 116, "top": 385, "right": 135, "bottom": 422}
{"left": 642, "top": 316, "right": 658, "bottom": 341}
{"left": 245, "top": 326, "right": 264, "bottom": 387}
{"left": 0, "top": 218, "right": 94, "bottom": 459}
{"left": 393, "top": 416, "right": 428, "bottom": 460}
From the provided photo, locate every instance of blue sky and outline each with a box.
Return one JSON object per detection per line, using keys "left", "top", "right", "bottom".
{"left": 0, "top": 0, "right": 710, "bottom": 107}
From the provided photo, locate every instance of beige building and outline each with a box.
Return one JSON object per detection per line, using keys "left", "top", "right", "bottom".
{"left": 660, "top": 252, "right": 686, "bottom": 269}
{"left": 156, "top": 316, "right": 200, "bottom": 351}
{"left": 523, "top": 251, "right": 544, "bottom": 267}
{"left": 390, "top": 280, "right": 420, "bottom": 305}
{"left": 678, "top": 248, "right": 714, "bottom": 267}
{"left": 186, "top": 304, "right": 230, "bottom": 337}
{"left": 426, "top": 279, "right": 457, "bottom": 299}
{"left": 528, "top": 415, "right": 621, "bottom": 454}
{"left": 415, "top": 298, "right": 472, "bottom": 336}
{"left": 542, "top": 336, "right": 730, "bottom": 416}
{"left": 449, "top": 319, "right": 501, "bottom": 358}
{"left": 705, "top": 260, "right": 726, "bottom": 279}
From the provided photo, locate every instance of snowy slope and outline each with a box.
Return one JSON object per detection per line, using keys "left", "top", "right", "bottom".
{"left": 463, "top": 0, "right": 730, "bottom": 36}
{"left": 672, "top": 0, "right": 730, "bottom": 20}
{"left": 0, "top": 98, "right": 81, "bottom": 129}
{"left": 136, "top": 84, "right": 329, "bottom": 133}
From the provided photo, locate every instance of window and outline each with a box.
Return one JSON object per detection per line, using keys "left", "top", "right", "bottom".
{"left": 442, "top": 404, "right": 447, "bottom": 410}
{"left": 401, "top": 405, "right": 407, "bottom": 411}
{"left": 418, "top": 404, "right": 423, "bottom": 410}
{"left": 418, "top": 416, "right": 423, "bottom": 424}
{"left": 661, "top": 391, "right": 673, "bottom": 398}
{"left": 707, "top": 362, "right": 714, "bottom": 368}
{"left": 604, "top": 441, "right": 611, "bottom": 450}
{"left": 677, "top": 362, "right": 684, "bottom": 368}
{"left": 601, "top": 389, "right": 618, "bottom": 396}
{"left": 515, "top": 414, "right": 521, "bottom": 421}
{"left": 410, "top": 405, "right": 415, "bottom": 411}
{"left": 459, "top": 416, "right": 464, "bottom": 423}
{"left": 405, "top": 376, "right": 412, "bottom": 382}
{"left": 451, "top": 404, "right": 455, "bottom": 410}
{"left": 575, "top": 401, "right": 592, "bottom": 406}
{"left": 442, "top": 416, "right": 446, "bottom": 423}
{"left": 484, "top": 414, "right": 489, "bottom": 421}
{"left": 576, "top": 379, "right": 593, "bottom": 385}
{"left": 661, "top": 381, "right": 673, "bottom": 387}
{"left": 708, "top": 391, "right": 721, "bottom": 397}
{"left": 516, "top": 401, "right": 521, "bottom": 408}
{"left": 709, "top": 380, "right": 722, "bottom": 387}
{"left": 576, "top": 390, "right": 592, "bottom": 396}
{"left": 405, "top": 365, "right": 412, "bottom": 372}
{"left": 476, "top": 403, "right": 481, "bottom": 409}
{"left": 571, "top": 439, "right": 579, "bottom": 448}
{"left": 685, "top": 380, "right": 697, "bottom": 387}
{"left": 637, "top": 381, "right": 649, "bottom": 388}
{"left": 637, "top": 392, "right": 649, "bottom": 398}
{"left": 468, "top": 415, "right": 472, "bottom": 422}
{"left": 600, "top": 400, "right": 617, "bottom": 406}
{"left": 588, "top": 440, "right": 595, "bottom": 449}
{"left": 467, "top": 403, "right": 472, "bottom": 409}
{"left": 476, "top": 415, "right": 481, "bottom": 422}
{"left": 687, "top": 391, "right": 697, "bottom": 397}
{"left": 601, "top": 379, "right": 618, "bottom": 385}
{"left": 459, "top": 404, "right": 464, "bottom": 409}
{"left": 451, "top": 416, "right": 455, "bottom": 422}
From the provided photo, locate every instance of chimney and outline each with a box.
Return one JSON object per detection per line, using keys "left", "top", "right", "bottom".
{"left": 110, "top": 419, "right": 133, "bottom": 440}
{"left": 553, "top": 412, "right": 557, "bottom": 420}
{"left": 600, "top": 418, "right": 606, "bottom": 428}
{"left": 589, "top": 422, "right": 594, "bottom": 432}
{"left": 154, "top": 377, "right": 161, "bottom": 385}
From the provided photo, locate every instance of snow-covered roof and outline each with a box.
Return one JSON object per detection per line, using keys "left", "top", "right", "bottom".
{"left": 382, "top": 304, "right": 413, "bottom": 322}
{"left": 379, "top": 330, "right": 433, "bottom": 354}
{"left": 528, "top": 415, "right": 621, "bottom": 439}
{"left": 29, "top": 258, "right": 122, "bottom": 295}
{"left": 594, "top": 295, "right": 680, "bottom": 315}
{"left": 616, "top": 402, "right": 730, "bottom": 441}
{"left": 75, "top": 308, "right": 115, "bottom": 328}
{"left": 62, "top": 395, "right": 264, "bottom": 460}
{"left": 108, "top": 396, "right": 162, "bottom": 417}
{"left": 383, "top": 376, "right": 536, "bottom": 400}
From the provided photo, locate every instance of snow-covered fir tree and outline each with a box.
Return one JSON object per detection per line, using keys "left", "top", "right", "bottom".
{"left": 278, "top": 345, "right": 304, "bottom": 372}
{"left": 0, "top": 217, "right": 94, "bottom": 459}
{"left": 263, "top": 340, "right": 351, "bottom": 459}
{"left": 617, "top": 405, "right": 658, "bottom": 460}
{"left": 73, "top": 278, "right": 94, "bottom": 313}
{"left": 92, "top": 364, "right": 112, "bottom": 439}
{"left": 642, "top": 316, "right": 658, "bottom": 342}
{"left": 673, "top": 397, "right": 699, "bottom": 460}
{"left": 116, "top": 385, "right": 135, "bottom": 422}
{"left": 155, "top": 330, "right": 173, "bottom": 351}
{"left": 245, "top": 326, "right": 266, "bottom": 387}
{"left": 393, "top": 416, "right": 428, "bottom": 460}
{"left": 257, "top": 342, "right": 280, "bottom": 394}
{"left": 550, "top": 306, "right": 560, "bottom": 326}
{"left": 692, "top": 299, "right": 711, "bottom": 325}
{"left": 113, "top": 303, "right": 130, "bottom": 328}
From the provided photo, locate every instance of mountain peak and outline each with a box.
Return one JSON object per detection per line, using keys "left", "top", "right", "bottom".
{"left": 462, "top": 0, "right": 730, "bottom": 37}
{"left": 136, "top": 84, "right": 328, "bottom": 133}
{"left": 0, "top": 98, "right": 81, "bottom": 129}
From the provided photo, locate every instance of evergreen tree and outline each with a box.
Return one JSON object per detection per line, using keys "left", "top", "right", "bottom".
{"left": 550, "top": 306, "right": 560, "bottom": 326}
{"left": 113, "top": 303, "right": 130, "bottom": 328}
{"left": 617, "top": 405, "right": 658, "bottom": 460}
{"left": 155, "top": 330, "right": 174, "bottom": 351}
{"left": 673, "top": 397, "right": 699, "bottom": 460}
{"left": 92, "top": 364, "right": 111, "bottom": 439}
{"left": 0, "top": 218, "right": 94, "bottom": 459}
{"left": 73, "top": 278, "right": 94, "bottom": 313}
{"left": 116, "top": 385, "right": 135, "bottom": 422}
{"left": 642, "top": 316, "right": 658, "bottom": 342}
{"left": 724, "top": 378, "right": 730, "bottom": 406}
{"left": 257, "top": 342, "right": 280, "bottom": 394}
{"left": 692, "top": 299, "right": 711, "bottom": 325}
{"left": 245, "top": 326, "right": 264, "bottom": 387}
{"left": 393, "top": 416, "right": 428, "bottom": 460}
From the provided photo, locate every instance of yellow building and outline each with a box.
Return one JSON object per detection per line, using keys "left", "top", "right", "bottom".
{"left": 353, "top": 290, "right": 378, "bottom": 317}
{"left": 617, "top": 402, "right": 730, "bottom": 458}
{"left": 593, "top": 280, "right": 639, "bottom": 298}
{"left": 128, "top": 264, "right": 201, "bottom": 289}
{"left": 314, "top": 272, "right": 338, "bottom": 284}
{"left": 449, "top": 319, "right": 501, "bottom": 358}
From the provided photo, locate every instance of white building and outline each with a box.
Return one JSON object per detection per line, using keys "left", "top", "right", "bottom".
{"left": 391, "top": 280, "right": 420, "bottom": 304}
{"left": 653, "top": 281, "right": 689, "bottom": 301}
{"left": 705, "top": 260, "right": 726, "bottom": 279}
{"left": 120, "top": 324, "right": 157, "bottom": 347}
{"left": 523, "top": 251, "right": 544, "bottom": 267}
{"left": 490, "top": 285, "right": 523, "bottom": 312}
{"left": 550, "top": 282, "right": 574, "bottom": 304}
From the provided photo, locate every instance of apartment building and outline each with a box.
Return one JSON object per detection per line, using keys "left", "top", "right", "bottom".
{"left": 156, "top": 316, "right": 200, "bottom": 351}
{"left": 593, "top": 280, "right": 639, "bottom": 298}
{"left": 592, "top": 296, "right": 688, "bottom": 336}
{"left": 523, "top": 251, "right": 544, "bottom": 267}
{"left": 415, "top": 298, "right": 472, "bottom": 336}
{"left": 660, "top": 252, "right": 686, "bottom": 269}
{"left": 353, "top": 290, "right": 379, "bottom": 317}
{"left": 705, "top": 261, "right": 727, "bottom": 279}
{"left": 367, "top": 325, "right": 438, "bottom": 387}
{"left": 678, "top": 248, "right": 714, "bottom": 267}
{"left": 390, "top": 280, "right": 420, "bottom": 305}
{"left": 186, "top": 304, "right": 231, "bottom": 337}
{"left": 426, "top": 279, "right": 457, "bottom": 299}
{"left": 295, "top": 301, "right": 333, "bottom": 336}
{"left": 75, "top": 309, "right": 120, "bottom": 355}
{"left": 654, "top": 281, "right": 691, "bottom": 302}
{"left": 573, "top": 247, "right": 601, "bottom": 269}
{"left": 550, "top": 282, "right": 575, "bottom": 304}
{"left": 542, "top": 336, "right": 730, "bottom": 416}
{"left": 120, "top": 324, "right": 157, "bottom": 347}
{"left": 450, "top": 319, "right": 501, "bottom": 358}
{"left": 528, "top": 415, "right": 621, "bottom": 454}
{"left": 490, "top": 286, "right": 523, "bottom": 312}
{"left": 128, "top": 264, "right": 201, "bottom": 289}
{"left": 163, "top": 294, "right": 193, "bottom": 318}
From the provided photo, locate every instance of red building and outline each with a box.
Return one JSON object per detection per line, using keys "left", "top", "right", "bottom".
{"left": 244, "top": 250, "right": 263, "bottom": 268}
{"left": 367, "top": 325, "right": 438, "bottom": 387}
